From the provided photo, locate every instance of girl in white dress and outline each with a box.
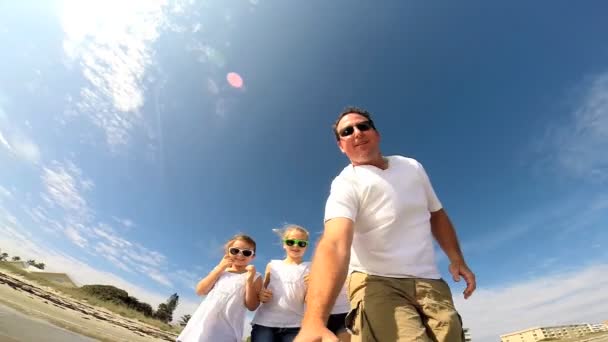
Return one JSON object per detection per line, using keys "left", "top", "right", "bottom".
{"left": 177, "top": 234, "right": 263, "bottom": 342}
{"left": 251, "top": 225, "right": 311, "bottom": 342}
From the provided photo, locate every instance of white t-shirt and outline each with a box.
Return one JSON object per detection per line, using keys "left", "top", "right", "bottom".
{"left": 251, "top": 259, "right": 310, "bottom": 328}
{"left": 324, "top": 155, "right": 442, "bottom": 279}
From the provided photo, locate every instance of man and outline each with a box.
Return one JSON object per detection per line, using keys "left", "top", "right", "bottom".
{"left": 295, "top": 107, "right": 476, "bottom": 342}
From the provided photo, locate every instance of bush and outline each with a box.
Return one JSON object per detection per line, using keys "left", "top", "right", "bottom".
{"left": 80, "top": 285, "right": 156, "bottom": 317}
{"left": 81, "top": 285, "right": 129, "bottom": 302}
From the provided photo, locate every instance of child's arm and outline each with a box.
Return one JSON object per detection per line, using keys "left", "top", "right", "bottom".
{"left": 195, "top": 255, "right": 232, "bottom": 296}
{"left": 258, "top": 263, "right": 273, "bottom": 303}
{"left": 303, "top": 272, "right": 310, "bottom": 303}
{"left": 244, "top": 265, "right": 263, "bottom": 311}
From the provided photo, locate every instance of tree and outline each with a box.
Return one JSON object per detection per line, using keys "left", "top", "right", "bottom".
{"left": 35, "top": 262, "right": 45, "bottom": 270}
{"left": 27, "top": 259, "right": 37, "bottom": 266}
{"left": 179, "top": 314, "right": 191, "bottom": 327}
{"left": 0, "top": 252, "right": 8, "bottom": 261}
{"left": 155, "top": 293, "right": 179, "bottom": 323}
{"left": 136, "top": 302, "right": 154, "bottom": 317}
{"left": 11, "top": 256, "right": 20, "bottom": 261}
{"left": 155, "top": 303, "right": 171, "bottom": 323}
{"left": 166, "top": 293, "right": 179, "bottom": 314}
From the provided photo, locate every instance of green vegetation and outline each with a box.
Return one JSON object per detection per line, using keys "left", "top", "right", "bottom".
{"left": 0, "top": 255, "right": 183, "bottom": 334}
{"left": 179, "top": 314, "right": 191, "bottom": 326}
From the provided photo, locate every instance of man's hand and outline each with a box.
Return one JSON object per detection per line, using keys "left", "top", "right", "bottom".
{"left": 258, "top": 288, "right": 273, "bottom": 303}
{"left": 294, "top": 322, "right": 339, "bottom": 342}
{"left": 449, "top": 261, "right": 476, "bottom": 299}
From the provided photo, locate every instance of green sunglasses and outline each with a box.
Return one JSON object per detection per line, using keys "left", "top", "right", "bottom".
{"left": 284, "top": 239, "right": 308, "bottom": 248}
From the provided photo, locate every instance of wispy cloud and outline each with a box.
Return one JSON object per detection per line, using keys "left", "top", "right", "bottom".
{"left": 139, "top": 265, "right": 173, "bottom": 288}
{"left": 93, "top": 224, "right": 133, "bottom": 248}
{"left": 0, "top": 109, "right": 41, "bottom": 164}
{"left": 462, "top": 194, "right": 607, "bottom": 256}
{"left": 112, "top": 216, "right": 135, "bottom": 229}
{"left": 64, "top": 224, "right": 89, "bottom": 248}
{"left": 172, "top": 269, "right": 199, "bottom": 290}
{"left": 7, "top": 133, "right": 41, "bottom": 164}
{"left": 2, "top": 187, "right": 199, "bottom": 319}
{"left": 455, "top": 263, "right": 608, "bottom": 342}
{"left": 0, "top": 185, "right": 12, "bottom": 199}
{"left": 0, "top": 227, "right": 197, "bottom": 322}
{"left": 35, "top": 160, "right": 174, "bottom": 287}
{"left": 540, "top": 71, "right": 608, "bottom": 182}
{"left": 41, "top": 161, "right": 91, "bottom": 220}
{"left": 0, "top": 129, "right": 11, "bottom": 150}
{"left": 60, "top": 0, "right": 168, "bottom": 150}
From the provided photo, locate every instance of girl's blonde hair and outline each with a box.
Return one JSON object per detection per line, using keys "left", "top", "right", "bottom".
{"left": 224, "top": 233, "right": 257, "bottom": 252}
{"left": 272, "top": 223, "right": 310, "bottom": 242}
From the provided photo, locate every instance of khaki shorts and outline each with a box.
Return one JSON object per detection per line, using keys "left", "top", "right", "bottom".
{"left": 345, "top": 272, "right": 464, "bottom": 342}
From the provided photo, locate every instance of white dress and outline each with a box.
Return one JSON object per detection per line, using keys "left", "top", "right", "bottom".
{"left": 177, "top": 271, "right": 261, "bottom": 342}
{"left": 251, "top": 260, "right": 310, "bottom": 328}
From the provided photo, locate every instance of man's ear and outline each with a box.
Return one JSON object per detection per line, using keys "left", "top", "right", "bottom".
{"left": 337, "top": 140, "right": 345, "bottom": 154}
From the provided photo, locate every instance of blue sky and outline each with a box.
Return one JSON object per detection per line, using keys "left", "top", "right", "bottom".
{"left": 1, "top": 1, "right": 607, "bottom": 340}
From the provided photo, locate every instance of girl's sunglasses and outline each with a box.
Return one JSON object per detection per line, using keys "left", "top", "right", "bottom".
{"left": 229, "top": 247, "right": 255, "bottom": 257}
{"left": 339, "top": 120, "right": 375, "bottom": 138}
{"left": 284, "top": 239, "right": 308, "bottom": 248}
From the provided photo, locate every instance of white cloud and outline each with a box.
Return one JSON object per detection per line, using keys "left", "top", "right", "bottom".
{"left": 0, "top": 127, "right": 41, "bottom": 164}
{"left": 93, "top": 225, "right": 133, "bottom": 248}
{"left": 462, "top": 194, "right": 607, "bottom": 256}
{"left": 60, "top": 0, "right": 168, "bottom": 149}
{"left": 0, "top": 99, "right": 41, "bottom": 164}
{"left": 124, "top": 245, "right": 167, "bottom": 269}
{"left": 0, "top": 129, "right": 10, "bottom": 150}
{"left": 8, "top": 133, "right": 41, "bottom": 163}
{"left": 64, "top": 225, "right": 88, "bottom": 248}
{"left": 172, "top": 269, "right": 199, "bottom": 290}
{"left": 36, "top": 160, "right": 175, "bottom": 287}
{"left": 143, "top": 267, "right": 173, "bottom": 288}
{"left": 41, "top": 161, "right": 91, "bottom": 218}
{"left": 543, "top": 71, "right": 608, "bottom": 182}
{"left": 0, "top": 206, "right": 199, "bottom": 322}
{"left": 112, "top": 216, "right": 135, "bottom": 228}
{"left": 0, "top": 185, "right": 12, "bottom": 199}
{"left": 455, "top": 263, "right": 608, "bottom": 342}
{"left": 23, "top": 205, "right": 63, "bottom": 235}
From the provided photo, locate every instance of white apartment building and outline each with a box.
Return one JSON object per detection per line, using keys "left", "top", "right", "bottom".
{"left": 501, "top": 324, "right": 594, "bottom": 342}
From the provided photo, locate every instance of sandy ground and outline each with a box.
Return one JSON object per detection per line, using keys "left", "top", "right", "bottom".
{"left": 0, "top": 271, "right": 178, "bottom": 342}
{"left": 0, "top": 303, "right": 96, "bottom": 342}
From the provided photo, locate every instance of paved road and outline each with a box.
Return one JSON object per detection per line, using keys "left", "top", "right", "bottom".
{"left": 0, "top": 303, "right": 97, "bottom": 342}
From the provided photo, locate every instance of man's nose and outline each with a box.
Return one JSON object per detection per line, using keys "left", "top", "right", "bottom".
{"left": 353, "top": 127, "right": 364, "bottom": 137}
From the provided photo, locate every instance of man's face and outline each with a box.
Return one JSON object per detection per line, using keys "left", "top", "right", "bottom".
{"left": 336, "top": 113, "right": 381, "bottom": 165}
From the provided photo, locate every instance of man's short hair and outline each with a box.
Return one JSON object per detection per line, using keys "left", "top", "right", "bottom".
{"left": 332, "top": 106, "right": 376, "bottom": 140}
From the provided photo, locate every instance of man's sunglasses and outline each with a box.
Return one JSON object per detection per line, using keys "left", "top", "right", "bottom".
{"left": 284, "top": 239, "right": 308, "bottom": 248}
{"left": 339, "top": 120, "right": 375, "bottom": 138}
{"left": 228, "top": 247, "right": 255, "bottom": 257}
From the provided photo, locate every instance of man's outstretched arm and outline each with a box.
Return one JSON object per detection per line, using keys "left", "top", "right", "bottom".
{"left": 296, "top": 217, "right": 354, "bottom": 341}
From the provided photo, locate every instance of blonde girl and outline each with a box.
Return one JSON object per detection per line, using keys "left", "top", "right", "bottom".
{"left": 251, "top": 224, "right": 311, "bottom": 342}
{"left": 177, "top": 234, "right": 262, "bottom": 342}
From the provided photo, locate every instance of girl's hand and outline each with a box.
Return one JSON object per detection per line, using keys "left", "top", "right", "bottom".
{"left": 259, "top": 288, "right": 273, "bottom": 303}
{"left": 246, "top": 265, "right": 256, "bottom": 283}
{"left": 217, "top": 255, "right": 233, "bottom": 271}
